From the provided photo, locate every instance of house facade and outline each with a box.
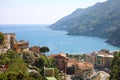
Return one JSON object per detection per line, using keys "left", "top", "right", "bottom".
{"left": 49, "top": 53, "right": 68, "bottom": 73}
{"left": 96, "top": 54, "right": 113, "bottom": 68}
{"left": 74, "top": 62, "right": 94, "bottom": 79}
{"left": 0, "top": 33, "right": 16, "bottom": 53}
{"left": 84, "top": 50, "right": 114, "bottom": 69}
{"left": 14, "top": 40, "right": 29, "bottom": 52}
{"left": 29, "top": 46, "right": 40, "bottom": 53}
{"left": 3, "top": 33, "right": 16, "bottom": 49}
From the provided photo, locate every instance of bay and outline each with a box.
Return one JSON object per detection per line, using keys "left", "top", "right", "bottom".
{"left": 0, "top": 24, "right": 119, "bottom": 55}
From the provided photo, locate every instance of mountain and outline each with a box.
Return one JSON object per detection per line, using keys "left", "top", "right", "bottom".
{"left": 49, "top": 2, "right": 102, "bottom": 31}
{"left": 106, "top": 25, "right": 120, "bottom": 46}
{"left": 49, "top": 0, "right": 120, "bottom": 46}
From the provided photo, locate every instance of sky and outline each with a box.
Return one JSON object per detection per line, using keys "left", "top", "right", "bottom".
{"left": 0, "top": 0, "right": 107, "bottom": 24}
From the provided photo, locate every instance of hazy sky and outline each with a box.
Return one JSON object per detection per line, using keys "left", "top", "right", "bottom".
{"left": 0, "top": 0, "right": 107, "bottom": 24}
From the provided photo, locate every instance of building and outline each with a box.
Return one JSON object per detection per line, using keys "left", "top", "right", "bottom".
{"left": 74, "top": 62, "right": 94, "bottom": 79}
{"left": 29, "top": 46, "right": 40, "bottom": 53}
{"left": 67, "top": 58, "right": 78, "bottom": 67}
{"left": 44, "top": 67, "right": 57, "bottom": 80}
{"left": 44, "top": 67, "right": 54, "bottom": 77}
{"left": 84, "top": 50, "right": 114, "bottom": 69}
{"left": 3, "top": 33, "right": 16, "bottom": 49}
{"left": 49, "top": 53, "right": 68, "bottom": 73}
{"left": 95, "top": 50, "right": 113, "bottom": 68}
{"left": 85, "top": 52, "right": 97, "bottom": 64}
{"left": 0, "top": 33, "right": 16, "bottom": 53}
{"left": 0, "top": 64, "right": 9, "bottom": 72}
{"left": 14, "top": 40, "right": 29, "bottom": 52}
{"left": 0, "top": 33, "right": 29, "bottom": 53}
{"left": 67, "top": 58, "right": 78, "bottom": 74}
{"left": 96, "top": 53, "right": 113, "bottom": 68}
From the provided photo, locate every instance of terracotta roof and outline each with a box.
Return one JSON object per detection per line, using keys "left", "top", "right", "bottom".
{"left": 67, "top": 58, "right": 78, "bottom": 67}
{"left": 49, "top": 54, "right": 57, "bottom": 57}
{"left": 68, "top": 58, "right": 77, "bottom": 63}
{"left": 58, "top": 53, "right": 67, "bottom": 57}
{"left": 29, "top": 46, "right": 40, "bottom": 53}
{"left": 49, "top": 53, "right": 68, "bottom": 59}
{"left": 77, "top": 62, "right": 93, "bottom": 71}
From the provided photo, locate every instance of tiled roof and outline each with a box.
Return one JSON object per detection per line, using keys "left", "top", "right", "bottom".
{"left": 77, "top": 62, "right": 93, "bottom": 71}
{"left": 49, "top": 53, "right": 68, "bottom": 59}
{"left": 67, "top": 58, "right": 78, "bottom": 67}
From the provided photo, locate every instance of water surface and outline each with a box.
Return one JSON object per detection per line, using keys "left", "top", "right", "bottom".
{"left": 0, "top": 24, "right": 119, "bottom": 54}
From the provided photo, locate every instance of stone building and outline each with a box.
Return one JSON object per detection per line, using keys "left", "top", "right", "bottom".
{"left": 3, "top": 33, "right": 16, "bottom": 49}
{"left": 14, "top": 40, "right": 29, "bottom": 52}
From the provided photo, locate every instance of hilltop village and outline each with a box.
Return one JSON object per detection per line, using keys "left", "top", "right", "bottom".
{"left": 0, "top": 32, "right": 119, "bottom": 80}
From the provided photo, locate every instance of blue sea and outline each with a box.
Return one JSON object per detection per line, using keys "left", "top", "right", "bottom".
{"left": 0, "top": 24, "right": 119, "bottom": 55}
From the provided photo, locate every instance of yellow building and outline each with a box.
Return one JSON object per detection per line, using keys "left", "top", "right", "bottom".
{"left": 96, "top": 53, "right": 113, "bottom": 68}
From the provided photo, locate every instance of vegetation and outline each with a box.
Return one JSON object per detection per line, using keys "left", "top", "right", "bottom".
{"left": 99, "top": 49, "right": 109, "bottom": 54}
{"left": 0, "top": 51, "right": 30, "bottom": 80}
{"left": 106, "top": 25, "right": 120, "bottom": 46}
{"left": 33, "top": 56, "right": 50, "bottom": 68}
{"left": 66, "top": 53, "right": 85, "bottom": 61}
{"left": 40, "top": 46, "right": 50, "bottom": 55}
{"left": 110, "top": 51, "right": 120, "bottom": 80}
{"left": 0, "top": 32, "right": 4, "bottom": 47}
{"left": 0, "top": 50, "right": 59, "bottom": 80}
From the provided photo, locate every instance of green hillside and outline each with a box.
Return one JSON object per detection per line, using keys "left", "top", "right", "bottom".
{"left": 49, "top": 0, "right": 120, "bottom": 46}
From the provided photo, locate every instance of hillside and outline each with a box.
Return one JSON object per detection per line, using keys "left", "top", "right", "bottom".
{"left": 49, "top": 0, "right": 120, "bottom": 46}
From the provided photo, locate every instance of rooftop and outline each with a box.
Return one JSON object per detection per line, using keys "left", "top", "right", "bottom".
{"left": 17, "top": 40, "right": 29, "bottom": 44}
{"left": 3, "top": 33, "right": 16, "bottom": 36}
{"left": 97, "top": 54, "right": 113, "bottom": 58}
{"left": 67, "top": 58, "right": 78, "bottom": 67}
{"left": 77, "top": 62, "right": 93, "bottom": 71}
{"left": 49, "top": 52, "right": 68, "bottom": 59}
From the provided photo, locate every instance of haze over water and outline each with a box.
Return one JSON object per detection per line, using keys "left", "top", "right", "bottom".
{"left": 0, "top": 24, "right": 119, "bottom": 55}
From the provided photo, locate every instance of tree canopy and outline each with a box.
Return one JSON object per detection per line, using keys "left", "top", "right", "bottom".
{"left": 0, "top": 32, "right": 4, "bottom": 47}
{"left": 40, "top": 46, "right": 50, "bottom": 55}
{"left": 110, "top": 51, "right": 120, "bottom": 80}
{"left": 0, "top": 50, "right": 59, "bottom": 80}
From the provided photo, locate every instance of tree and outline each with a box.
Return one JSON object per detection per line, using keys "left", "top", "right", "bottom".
{"left": 34, "top": 55, "right": 50, "bottom": 68}
{"left": 0, "top": 51, "right": 29, "bottom": 80}
{"left": 0, "top": 32, "right": 4, "bottom": 48}
{"left": 99, "top": 49, "right": 109, "bottom": 54}
{"left": 40, "top": 46, "right": 49, "bottom": 55}
{"left": 110, "top": 51, "right": 120, "bottom": 80}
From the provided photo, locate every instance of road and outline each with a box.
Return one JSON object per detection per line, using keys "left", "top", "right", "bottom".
{"left": 65, "top": 71, "right": 110, "bottom": 80}
{"left": 99, "top": 71, "right": 110, "bottom": 80}
{"left": 66, "top": 75, "right": 72, "bottom": 80}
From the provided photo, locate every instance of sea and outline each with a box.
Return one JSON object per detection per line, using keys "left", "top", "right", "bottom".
{"left": 0, "top": 24, "right": 119, "bottom": 55}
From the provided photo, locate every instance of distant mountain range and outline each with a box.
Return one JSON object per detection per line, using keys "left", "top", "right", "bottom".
{"left": 49, "top": 0, "right": 120, "bottom": 46}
